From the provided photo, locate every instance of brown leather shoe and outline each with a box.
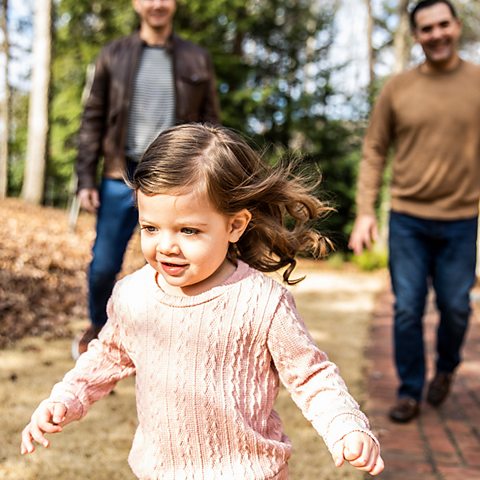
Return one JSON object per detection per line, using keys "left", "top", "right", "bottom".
{"left": 426, "top": 372, "right": 453, "bottom": 406}
{"left": 389, "top": 397, "right": 420, "bottom": 423}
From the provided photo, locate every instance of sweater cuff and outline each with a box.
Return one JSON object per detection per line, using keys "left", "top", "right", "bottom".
{"left": 49, "top": 387, "right": 85, "bottom": 424}
{"left": 314, "top": 411, "right": 379, "bottom": 453}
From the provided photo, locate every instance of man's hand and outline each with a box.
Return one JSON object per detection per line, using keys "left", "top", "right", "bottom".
{"left": 20, "top": 401, "right": 67, "bottom": 455}
{"left": 348, "top": 214, "right": 378, "bottom": 255}
{"left": 332, "top": 431, "right": 384, "bottom": 476}
{"left": 78, "top": 188, "right": 100, "bottom": 213}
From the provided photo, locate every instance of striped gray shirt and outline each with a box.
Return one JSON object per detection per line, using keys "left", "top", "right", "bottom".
{"left": 125, "top": 46, "right": 175, "bottom": 161}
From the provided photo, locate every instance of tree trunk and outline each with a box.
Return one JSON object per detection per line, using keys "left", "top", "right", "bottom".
{"left": 393, "top": 0, "right": 411, "bottom": 73}
{"left": 365, "top": 0, "right": 375, "bottom": 107}
{"left": 0, "top": 0, "right": 9, "bottom": 199}
{"left": 21, "top": 0, "right": 52, "bottom": 204}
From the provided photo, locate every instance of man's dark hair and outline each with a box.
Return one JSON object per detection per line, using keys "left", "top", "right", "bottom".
{"left": 409, "top": 0, "right": 458, "bottom": 30}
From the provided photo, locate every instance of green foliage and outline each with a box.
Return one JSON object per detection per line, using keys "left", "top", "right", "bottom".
{"left": 456, "top": 2, "right": 480, "bottom": 47}
{"left": 176, "top": 0, "right": 360, "bottom": 249}
{"left": 42, "top": 0, "right": 361, "bottom": 249}
{"left": 295, "top": 122, "right": 363, "bottom": 251}
{"left": 326, "top": 251, "right": 347, "bottom": 269}
{"left": 10, "top": 0, "right": 480, "bottom": 250}
{"left": 326, "top": 247, "right": 388, "bottom": 272}
{"left": 350, "top": 248, "right": 388, "bottom": 272}
{"left": 8, "top": 89, "right": 29, "bottom": 196}
{"left": 48, "top": 0, "right": 137, "bottom": 204}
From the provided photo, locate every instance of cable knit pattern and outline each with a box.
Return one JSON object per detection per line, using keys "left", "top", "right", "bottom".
{"left": 49, "top": 261, "right": 378, "bottom": 479}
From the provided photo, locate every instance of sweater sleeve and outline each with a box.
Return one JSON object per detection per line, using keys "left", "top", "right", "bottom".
{"left": 48, "top": 289, "right": 136, "bottom": 424}
{"left": 356, "top": 79, "right": 395, "bottom": 216}
{"left": 267, "top": 290, "right": 378, "bottom": 453}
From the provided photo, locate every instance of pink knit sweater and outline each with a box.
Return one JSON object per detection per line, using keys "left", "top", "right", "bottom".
{"left": 50, "top": 261, "right": 377, "bottom": 479}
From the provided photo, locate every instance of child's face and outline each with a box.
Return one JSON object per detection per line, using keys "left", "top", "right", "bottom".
{"left": 137, "top": 190, "right": 250, "bottom": 296}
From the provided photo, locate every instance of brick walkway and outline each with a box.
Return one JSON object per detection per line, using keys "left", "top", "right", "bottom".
{"left": 366, "top": 288, "right": 480, "bottom": 480}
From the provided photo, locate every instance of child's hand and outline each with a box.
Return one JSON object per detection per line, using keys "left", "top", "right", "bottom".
{"left": 332, "top": 431, "right": 384, "bottom": 476}
{"left": 20, "top": 401, "right": 67, "bottom": 455}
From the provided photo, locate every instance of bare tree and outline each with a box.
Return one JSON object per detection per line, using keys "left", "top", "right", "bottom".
{"left": 364, "top": 0, "right": 375, "bottom": 106}
{"left": 21, "top": 0, "right": 51, "bottom": 204}
{"left": 392, "top": 0, "right": 411, "bottom": 73}
{"left": 0, "top": 0, "right": 9, "bottom": 199}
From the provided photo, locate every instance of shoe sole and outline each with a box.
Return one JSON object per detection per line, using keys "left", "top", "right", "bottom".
{"left": 389, "top": 411, "right": 419, "bottom": 423}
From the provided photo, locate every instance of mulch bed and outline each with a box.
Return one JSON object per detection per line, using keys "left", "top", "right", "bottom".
{"left": 0, "top": 198, "right": 95, "bottom": 348}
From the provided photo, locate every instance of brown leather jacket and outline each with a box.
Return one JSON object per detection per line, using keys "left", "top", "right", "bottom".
{"left": 75, "top": 32, "right": 220, "bottom": 190}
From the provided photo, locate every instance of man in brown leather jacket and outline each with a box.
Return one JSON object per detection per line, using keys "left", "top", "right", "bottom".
{"left": 72, "top": 0, "right": 220, "bottom": 357}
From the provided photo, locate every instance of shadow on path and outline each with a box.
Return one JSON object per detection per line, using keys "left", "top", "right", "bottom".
{"left": 366, "top": 288, "right": 480, "bottom": 480}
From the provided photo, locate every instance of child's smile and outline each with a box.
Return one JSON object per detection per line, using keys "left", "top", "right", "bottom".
{"left": 159, "top": 261, "right": 188, "bottom": 277}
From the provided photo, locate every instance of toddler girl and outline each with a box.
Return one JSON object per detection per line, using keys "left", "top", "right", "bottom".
{"left": 21, "top": 124, "right": 384, "bottom": 478}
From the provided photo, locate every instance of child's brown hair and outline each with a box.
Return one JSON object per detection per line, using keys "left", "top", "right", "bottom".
{"left": 129, "top": 123, "right": 333, "bottom": 284}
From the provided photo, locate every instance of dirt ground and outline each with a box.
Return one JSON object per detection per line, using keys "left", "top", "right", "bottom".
{"left": 0, "top": 198, "right": 387, "bottom": 480}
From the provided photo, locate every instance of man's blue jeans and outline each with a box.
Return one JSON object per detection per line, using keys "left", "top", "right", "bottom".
{"left": 88, "top": 178, "right": 138, "bottom": 328}
{"left": 388, "top": 211, "right": 477, "bottom": 401}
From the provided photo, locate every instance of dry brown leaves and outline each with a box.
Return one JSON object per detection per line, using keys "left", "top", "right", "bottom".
{"left": 0, "top": 198, "right": 99, "bottom": 348}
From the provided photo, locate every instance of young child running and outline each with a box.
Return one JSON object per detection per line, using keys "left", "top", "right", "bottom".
{"left": 21, "top": 124, "right": 384, "bottom": 478}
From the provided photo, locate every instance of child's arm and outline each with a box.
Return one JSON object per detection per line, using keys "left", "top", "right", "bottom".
{"left": 332, "top": 431, "right": 384, "bottom": 476}
{"left": 20, "top": 286, "right": 135, "bottom": 454}
{"left": 267, "top": 291, "right": 383, "bottom": 473}
{"left": 47, "top": 314, "right": 135, "bottom": 415}
{"left": 20, "top": 400, "right": 67, "bottom": 454}
{"left": 52, "top": 284, "right": 136, "bottom": 407}
{"left": 19, "top": 323, "right": 134, "bottom": 455}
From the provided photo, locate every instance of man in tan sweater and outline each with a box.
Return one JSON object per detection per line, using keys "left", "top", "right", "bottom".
{"left": 349, "top": 0, "right": 480, "bottom": 423}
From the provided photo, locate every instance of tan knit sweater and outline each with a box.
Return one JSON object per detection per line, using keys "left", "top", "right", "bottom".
{"left": 357, "top": 60, "right": 480, "bottom": 220}
{"left": 49, "top": 261, "right": 377, "bottom": 479}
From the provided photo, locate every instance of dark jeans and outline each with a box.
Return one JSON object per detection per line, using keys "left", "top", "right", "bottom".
{"left": 388, "top": 211, "right": 477, "bottom": 401}
{"left": 88, "top": 177, "right": 138, "bottom": 328}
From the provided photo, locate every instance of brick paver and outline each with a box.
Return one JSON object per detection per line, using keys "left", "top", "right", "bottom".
{"left": 366, "top": 288, "right": 480, "bottom": 480}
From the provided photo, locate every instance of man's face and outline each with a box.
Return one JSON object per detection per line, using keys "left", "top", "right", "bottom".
{"left": 133, "top": 0, "right": 176, "bottom": 31}
{"left": 413, "top": 3, "right": 462, "bottom": 68}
